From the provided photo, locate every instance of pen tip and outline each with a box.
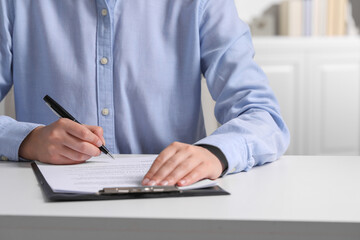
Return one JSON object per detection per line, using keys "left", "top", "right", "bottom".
{"left": 108, "top": 153, "right": 115, "bottom": 159}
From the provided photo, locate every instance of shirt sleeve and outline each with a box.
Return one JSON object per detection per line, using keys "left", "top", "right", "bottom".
{"left": 0, "top": 0, "right": 42, "bottom": 161}
{"left": 195, "top": 0, "right": 290, "bottom": 175}
{"left": 0, "top": 0, "right": 13, "bottom": 99}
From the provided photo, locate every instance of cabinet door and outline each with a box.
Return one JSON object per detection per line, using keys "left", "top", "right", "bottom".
{"left": 307, "top": 54, "right": 360, "bottom": 155}
{"left": 255, "top": 54, "right": 305, "bottom": 155}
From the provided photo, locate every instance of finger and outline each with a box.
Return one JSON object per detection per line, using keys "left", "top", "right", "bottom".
{"left": 59, "top": 145, "right": 93, "bottom": 162}
{"left": 160, "top": 157, "right": 202, "bottom": 186}
{"left": 101, "top": 136, "right": 105, "bottom": 145}
{"left": 62, "top": 134, "right": 101, "bottom": 157}
{"left": 176, "top": 164, "right": 207, "bottom": 186}
{"left": 62, "top": 120, "right": 103, "bottom": 147}
{"left": 142, "top": 142, "right": 181, "bottom": 184}
{"left": 85, "top": 125, "right": 105, "bottom": 145}
{"left": 146, "top": 150, "right": 192, "bottom": 186}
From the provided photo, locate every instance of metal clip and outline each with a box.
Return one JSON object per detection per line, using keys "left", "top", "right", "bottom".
{"left": 99, "top": 186, "right": 180, "bottom": 195}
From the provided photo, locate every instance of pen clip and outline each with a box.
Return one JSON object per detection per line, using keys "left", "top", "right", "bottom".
{"left": 45, "top": 102, "right": 62, "bottom": 118}
{"left": 43, "top": 95, "right": 79, "bottom": 123}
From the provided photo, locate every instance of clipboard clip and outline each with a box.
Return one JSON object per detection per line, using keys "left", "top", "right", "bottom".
{"left": 98, "top": 186, "right": 180, "bottom": 195}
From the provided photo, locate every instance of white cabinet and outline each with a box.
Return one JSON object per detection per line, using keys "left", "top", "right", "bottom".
{"left": 253, "top": 37, "right": 360, "bottom": 155}
{"left": 307, "top": 53, "right": 360, "bottom": 155}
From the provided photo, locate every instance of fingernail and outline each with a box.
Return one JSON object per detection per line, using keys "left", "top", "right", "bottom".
{"left": 148, "top": 180, "right": 156, "bottom": 186}
{"left": 179, "top": 179, "right": 186, "bottom": 186}
{"left": 142, "top": 178, "right": 150, "bottom": 185}
{"left": 97, "top": 140, "right": 102, "bottom": 147}
{"left": 160, "top": 180, "right": 168, "bottom": 186}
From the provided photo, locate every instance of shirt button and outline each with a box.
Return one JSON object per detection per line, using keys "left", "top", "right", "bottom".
{"left": 101, "top": 108, "right": 110, "bottom": 116}
{"left": 1, "top": 156, "right": 8, "bottom": 161}
{"left": 101, "top": 9, "right": 108, "bottom": 16}
{"left": 100, "top": 57, "right": 108, "bottom": 65}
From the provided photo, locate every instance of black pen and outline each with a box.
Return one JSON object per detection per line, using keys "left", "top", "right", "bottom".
{"left": 43, "top": 95, "right": 115, "bottom": 159}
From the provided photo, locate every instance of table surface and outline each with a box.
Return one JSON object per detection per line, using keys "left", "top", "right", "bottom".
{"left": 1, "top": 155, "right": 359, "bottom": 223}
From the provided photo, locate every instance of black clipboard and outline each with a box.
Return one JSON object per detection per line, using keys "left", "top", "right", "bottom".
{"left": 31, "top": 162, "right": 230, "bottom": 202}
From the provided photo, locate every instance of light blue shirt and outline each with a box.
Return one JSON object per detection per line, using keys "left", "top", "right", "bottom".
{"left": 0, "top": 0, "right": 289, "bottom": 174}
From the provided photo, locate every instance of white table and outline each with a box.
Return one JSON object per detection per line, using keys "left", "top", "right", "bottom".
{"left": 1, "top": 155, "right": 360, "bottom": 240}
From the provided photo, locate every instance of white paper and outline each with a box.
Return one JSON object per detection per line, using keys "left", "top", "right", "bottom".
{"left": 36, "top": 154, "right": 217, "bottom": 193}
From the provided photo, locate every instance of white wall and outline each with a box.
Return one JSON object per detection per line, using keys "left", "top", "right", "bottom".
{"left": 234, "top": 0, "right": 282, "bottom": 22}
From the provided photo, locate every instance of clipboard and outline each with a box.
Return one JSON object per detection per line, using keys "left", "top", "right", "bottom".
{"left": 31, "top": 162, "right": 230, "bottom": 202}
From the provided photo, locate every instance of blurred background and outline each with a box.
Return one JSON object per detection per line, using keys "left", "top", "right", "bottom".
{"left": 203, "top": 0, "right": 360, "bottom": 156}
{"left": 1, "top": 0, "right": 360, "bottom": 156}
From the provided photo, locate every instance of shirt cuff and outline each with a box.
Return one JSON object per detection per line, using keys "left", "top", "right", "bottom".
{"left": 195, "top": 132, "right": 251, "bottom": 175}
{"left": 196, "top": 144, "right": 228, "bottom": 177}
{"left": 0, "top": 119, "right": 43, "bottom": 161}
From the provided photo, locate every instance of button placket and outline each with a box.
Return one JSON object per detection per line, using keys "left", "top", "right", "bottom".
{"left": 96, "top": 1, "right": 115, "bottom": 152}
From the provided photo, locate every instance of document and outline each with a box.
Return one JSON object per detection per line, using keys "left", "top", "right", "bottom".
{"left": 36, "top": 155, "right": 217, "bottom": 194}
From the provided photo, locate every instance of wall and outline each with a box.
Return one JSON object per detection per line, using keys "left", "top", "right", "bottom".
{"left": 234, "top": 0, "right": 282, "bottom": 22}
